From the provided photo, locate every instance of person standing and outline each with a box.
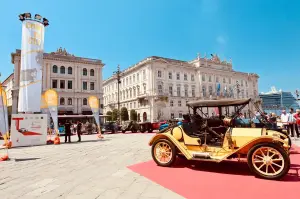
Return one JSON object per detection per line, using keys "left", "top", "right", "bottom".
{"left": 287, "top": 108, "right": 296, "bottom": 137}
{"left": 293, "top": 109, "right": 300, "bottom": 139}
{"left": 64, "top": 120, "right": 72, "bottom": 143}
{"left": 77, "top": 121, "right": 82, "bottom": 142}
{"left": 281, "top": 110, "right": 289, "bottom": 132}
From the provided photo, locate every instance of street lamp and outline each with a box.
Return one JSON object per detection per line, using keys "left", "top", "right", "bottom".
{"left": 113, "top": 65, "right": 122, "bottom": 124}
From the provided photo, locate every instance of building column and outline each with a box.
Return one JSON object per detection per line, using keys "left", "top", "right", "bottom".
{"left": 12, "top": 89, "right": 18, "bottom": 114}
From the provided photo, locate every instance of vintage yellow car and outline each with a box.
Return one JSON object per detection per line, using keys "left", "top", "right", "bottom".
{"left": 149, "top": 98, "right": 291, "bottom": 180}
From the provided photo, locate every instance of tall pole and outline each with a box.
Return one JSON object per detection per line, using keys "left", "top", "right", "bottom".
{"left": 115, "top": 65, "right": 121, "bottom": 124}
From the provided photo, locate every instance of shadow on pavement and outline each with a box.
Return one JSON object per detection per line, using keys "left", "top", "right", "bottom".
{"left": 14, "top": 158, "right": 40, "bottom": 162}
{"left": 62, "top": 139, "right": 111, "bottom": 144}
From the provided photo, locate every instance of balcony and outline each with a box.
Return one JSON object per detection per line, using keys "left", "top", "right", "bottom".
{"left": 107, "top": 100, "right": 116, "bottom": 107}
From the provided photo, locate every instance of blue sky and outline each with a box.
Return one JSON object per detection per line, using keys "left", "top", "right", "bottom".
{"left": 0, "top": 0, "right": 299, "bottom": 93}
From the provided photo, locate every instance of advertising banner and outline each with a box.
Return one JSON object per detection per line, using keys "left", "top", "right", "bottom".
{"left": 18, "top": 20, "right": 45, "bottom": 113}
{"left": 88, "top": 96, "right": 100, "bottom": 128}
{"left": 11, "top": 114, "right": 47, "bottom": 147}
{"left": 41, "top": 93, "right": 50, "bottom": 127}
{"left": 44, "top": 89, "right": 58, "bottom": 135}
{"left": 0, "top": 84, "right": 9, "bottom": 142}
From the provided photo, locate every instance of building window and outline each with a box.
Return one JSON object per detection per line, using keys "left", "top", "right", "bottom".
{"left": 209, "top": 75, "right": 212, "bottom": 82}
{"left": 192, "top": 86, "right": 196, "bottom": 97}
{"left": 68, "top": 98, "right": 72, "bottom": 105}
{"left": 176, "top": 73, "right": 180, "bottom": 80}
{"left": 177, "top": 85, "right": 181, "bottom": 96}
{"left": 83, "top": 68, "right": 87, "bottom": 76}
{"left": 133, "top": 88, "right": 136, "bottom": 97}
{"left": 126, "top": 78, "right": 128, "bottom": 85}
{"left": 137, "top": 73, "right": 139, "bottom": 81}
{"left": 89, "top": 69, "right": 94, "bottom": 76}
{"left": 134, "top": 102, "right": 136, "bottom": 108}
{"left": 202, "top": 74, "right": 205, "bottom": 81}
{"left": 246, "top": 90, "right": 249, "bottom": 98}
{"left": 209, "top": 86, "right": 213, "bottom": 95}
{"left": 52, "top": 80, "right": 57, "bottom": 88}
{"left": 83, "top": 82, "right": 87, "bottom": 90}
{"left": 68, "top": 67, "right": 72, "bottom": 74}
{"left": 137, "top": 86, "right": 140, "bottom": 95}
{"left": 202, "top": 85, "right": 206, "bottom": 97}
{"left": 133, "top": 75, "right": 135, "bottom": 83}
{"left": 186, "top": 100, "right": 189, "bottom": 106}
{"left": 90, "top": 82, "right": 95, "bottom": 90}
{"left": 191, "top": 74, "right": 195, "bottom": 81}
{"left": 53, "top": 65, "right": 58, "bottom": 73}
{"left": 169, "top": 86, "right": 173, "bottom": 96}
{"left": 245, "top": 81, "right": 248, "bottom": 87}
{"left": 60, "top": 98, "right": 65, "bottom": 105}
{"left": 169, "top": 72, "right": 172, "bottom": 79}
{"left": 67, "top": 81, "right": 72, "bottom": 89}
{"left": 170, "top": 100, "right": 174, "bottom": 107}
{"left": 83, "top": 98, "right": 87, "bottom": 105}
{"left": 178, "top": 100, "right": 182, "bottom": 107}
{"left": 126, "top": 90, "right": 129, "bottom": 99}
{"left": 130, "top": 89, "right": 132, "bottom": 98}
{"left": 60, "top": 80, "right": 65, "bottom": 89}
{"left": 223, "top": 78, "right": 226, "bottom": 83}
{"left": 179, "top": 113, "right": 183, "bottom": 118}
{"left": 241, "top": 90, "right": 245, "bottom": 98}
{"left": 143, "top": 70, "right": 146, "bottom": 79}
{"left": 216, "top": 76, "right": 219, "bottom": 83}
{"left": 143, "top": 84, "right": 146, "bottom": 94}
{"left": 158, "top": 70, "right": 162, "bottom": 78}
{"left": 184, "top": 85, "right": 188, "bottom": 97}
{"left": 157, "top": 84, "right": 163, "bottom": 94}
{"left": 60, "top": 66, "right": 65, "bottom": 74}
{"left": 229, "top": 78, "right": 232, "bottom": 84}
{"left": 184, "top": 74, "right": 187, "bottom": 81}
{"left": 171, "top": 113, "right": 174, "bottom": 119}
{"left": 241, "top": 80, "right": 244, "bottom": 86}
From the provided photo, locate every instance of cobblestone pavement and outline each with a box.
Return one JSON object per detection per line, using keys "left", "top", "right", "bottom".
{"left": 1, "top": 133, "right": 299, "bottom": 199}
{"left": 0, "top": 133, "right": 184, "bottom": 199}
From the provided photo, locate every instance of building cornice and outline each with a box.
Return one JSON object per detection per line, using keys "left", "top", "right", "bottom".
{"left": 1, "top": 73, "right": 14, "bottom": 85}
{"left": 11, "top": 48, "right": 104, "bottom": 67}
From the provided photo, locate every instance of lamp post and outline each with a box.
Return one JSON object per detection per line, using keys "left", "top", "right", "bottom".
{"left": 113, "top": 65, "right": 122, "bottom": 124}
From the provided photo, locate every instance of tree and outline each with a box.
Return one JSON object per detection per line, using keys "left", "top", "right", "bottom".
{"left": 112, "top": 108, "right": 119, "bottom": 121}
{"left": 121, "top": 107, "right": 129, "bottom": 121}
{"left": 130, "top": 109, "right": 137, "bottom": 121}
{"left": 106, "top": 111, "right": 112, "bottom": 121}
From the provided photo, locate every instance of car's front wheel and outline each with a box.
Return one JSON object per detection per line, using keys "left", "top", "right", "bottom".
{"left": 151, "top": 139, "right": 176, "bottom": 167}
{"left": 247, "top": 143, "right": 290, "bottom": 180}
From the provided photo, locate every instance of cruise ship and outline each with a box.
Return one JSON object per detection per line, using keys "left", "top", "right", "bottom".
{"left": 259, "top": 87, "right": 299, "bottom": 115}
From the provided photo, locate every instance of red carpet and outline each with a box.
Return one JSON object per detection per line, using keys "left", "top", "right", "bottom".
{"left": 128, "top": 146, "right": 300, "bottom": 199}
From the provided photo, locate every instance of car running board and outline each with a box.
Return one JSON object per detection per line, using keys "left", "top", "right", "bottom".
{"left": 192, "top": 152, "right": 211, "bottom": 159}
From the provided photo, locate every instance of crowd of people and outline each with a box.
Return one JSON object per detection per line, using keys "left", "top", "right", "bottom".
{"left": 254, "top": 108, "right": 300, "bottom": 139}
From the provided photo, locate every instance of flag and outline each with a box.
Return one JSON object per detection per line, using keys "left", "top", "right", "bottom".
{"left": 44, "top": 89, "right": 58, "bottom": 135}
{"left": 0, "top": 83, "right": 9, "bottom": 142}
{"left": 88, "top": 96, "right": 100, "bottom": 128}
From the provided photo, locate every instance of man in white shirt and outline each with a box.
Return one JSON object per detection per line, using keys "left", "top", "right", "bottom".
{"left": 280, "top": 110, "right": 289, "bottom": 131}
{"left": 288, "top": 108, "right": 296, "bottom": 137}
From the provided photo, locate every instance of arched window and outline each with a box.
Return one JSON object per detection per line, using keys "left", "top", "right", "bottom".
{"left": 83, "top": 68, "right": 87, "bottom": 76}
{"left": 60, "top": 66, "right": 65, "bottom": 74}
{"left": 68, "top": 67, "right": 72, "bottom": 74}
{"left": 90, "top": 69, "right": 94, "bottom": 76}
{"left": 60, "top": 98, "right": 65, "bottom": 105}
{"left": 68, "top": 98, "right": 72, "bottom": 105}
{"left": 53, "top": 65, "right": 58, "bottom": 73}
{"left": 83, "top": 98, "right": 87, "bottom": 105}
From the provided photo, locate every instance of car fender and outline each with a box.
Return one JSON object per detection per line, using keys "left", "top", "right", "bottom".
{"left": 219, "top": 136, "right": 288, "bottom": 162}
{"left": 149, "top": 133, "right": 193, "bottom": 160}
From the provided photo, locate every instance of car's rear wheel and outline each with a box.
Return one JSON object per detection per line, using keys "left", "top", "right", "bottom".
{"left": 152, "top": 139, "right": 176, "bottom": 167}
{"left": 247, "top": 143, "right": 290, "bottom": 180}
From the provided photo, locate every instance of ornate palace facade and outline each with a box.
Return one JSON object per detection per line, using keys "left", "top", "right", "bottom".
{"left": 103, "top": 54, "right": 259, "bottom": 122}
{"left": 11, "top": 48, "right": 104, "bottom": 115}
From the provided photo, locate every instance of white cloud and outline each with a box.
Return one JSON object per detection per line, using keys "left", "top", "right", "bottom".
{"left": 216, "top": 35, "right": 226, "bottom": 45}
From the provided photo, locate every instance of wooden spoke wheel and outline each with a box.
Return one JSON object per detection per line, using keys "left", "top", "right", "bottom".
{"left": 152, "top": 139, "right": 176, "bottom": 167}
{"left": 247, "top": 143, "right": 290, "bottom": 180}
